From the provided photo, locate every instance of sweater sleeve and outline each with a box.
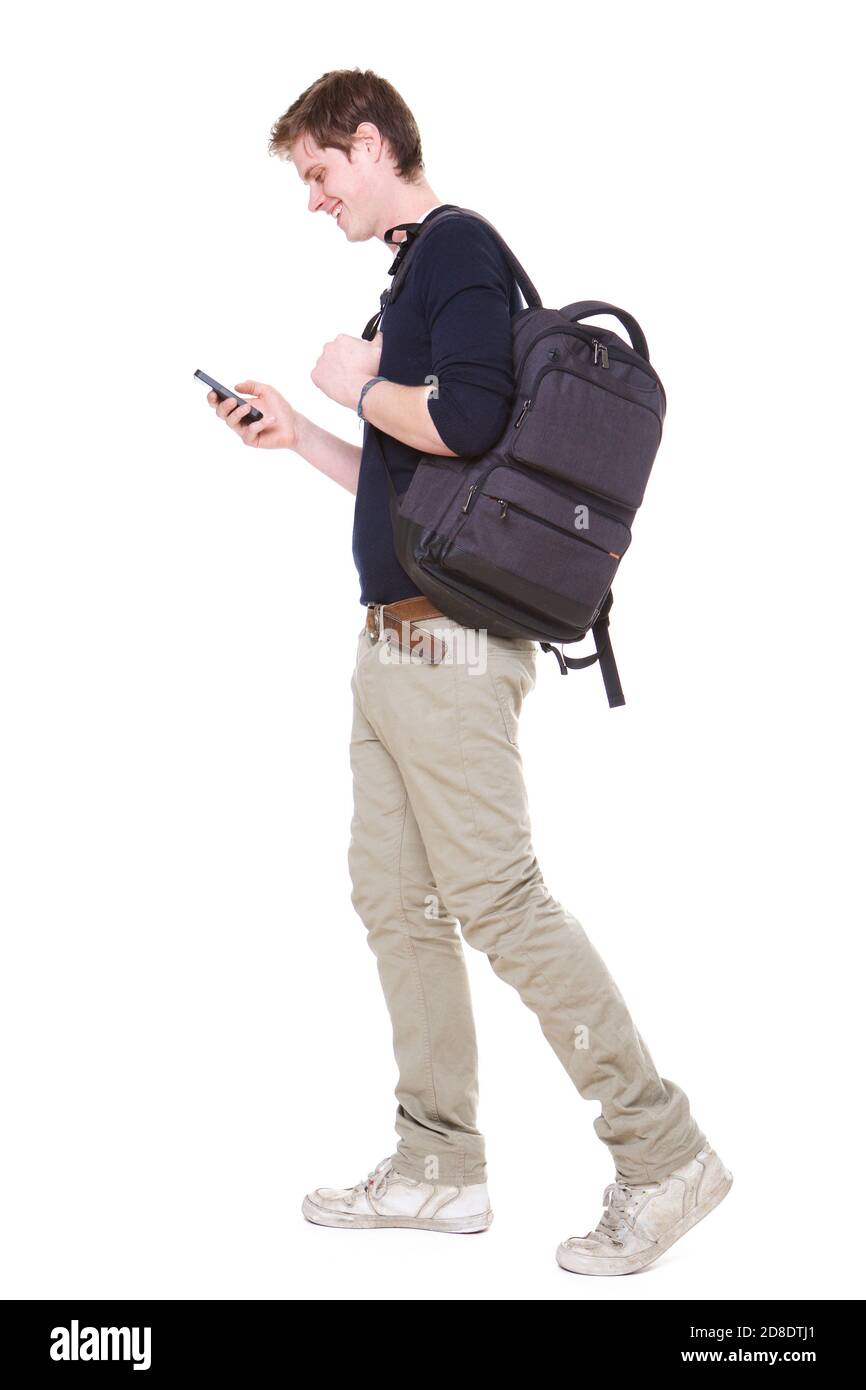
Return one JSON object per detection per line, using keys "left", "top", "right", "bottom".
{"left": 412, "top": 217, "right": 516, "bottom": 458}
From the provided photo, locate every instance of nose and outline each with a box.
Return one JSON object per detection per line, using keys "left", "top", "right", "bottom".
{"left": 307, "top": 182, "right": 342, "bottom": 221}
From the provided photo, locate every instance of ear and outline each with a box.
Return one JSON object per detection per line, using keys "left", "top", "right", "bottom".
{"left": 353, "top": 121, "right": 383, "bottom": 160}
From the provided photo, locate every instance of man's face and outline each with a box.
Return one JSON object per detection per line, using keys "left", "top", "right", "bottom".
{"left": 292, "top": 131, "right": 383, "bottom": 243}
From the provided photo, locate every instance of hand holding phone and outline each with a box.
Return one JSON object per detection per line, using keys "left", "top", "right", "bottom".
{"left": 194, "top": 369, "right": 264, "bottom": 423}
{"left": 195, "top": 371, "right": 298, "bottom": 450}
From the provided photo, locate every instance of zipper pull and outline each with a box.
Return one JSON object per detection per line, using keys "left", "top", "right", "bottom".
{"left": 592, "top": 338, "right": 609, "bottom": 369}
{"left": 462, "top": 482, "right": 478, "bottom": 513}
{"left": 514, "top": 398, "right": 531, "bottom": 429}
{"left": 498, "top": 499, "right": 509, "bottom": 519}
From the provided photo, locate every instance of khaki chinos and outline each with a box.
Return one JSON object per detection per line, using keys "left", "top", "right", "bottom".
{"left": 347, "top": 609, "right": 706, "bottom": 1189}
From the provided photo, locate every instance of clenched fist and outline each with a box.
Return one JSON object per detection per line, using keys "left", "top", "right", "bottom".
{"left": 311, "top": 332, "right": 383, "bottom": 409}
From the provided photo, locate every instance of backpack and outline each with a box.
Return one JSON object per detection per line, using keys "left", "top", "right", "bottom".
{"left": 361, "top": 206, "right": 667, "bottom": 707}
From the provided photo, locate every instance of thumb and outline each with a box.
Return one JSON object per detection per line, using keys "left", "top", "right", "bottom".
{"left": 234, "top": 380, "right": 260, "bottom": 395}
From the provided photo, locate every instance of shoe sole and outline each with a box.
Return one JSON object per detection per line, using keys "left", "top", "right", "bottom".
{"left": 301, "top": 1196, "right": 493, "bottom": 1234}
{"left": 556, "top": 1168, "right": 733, "bottom": 1276}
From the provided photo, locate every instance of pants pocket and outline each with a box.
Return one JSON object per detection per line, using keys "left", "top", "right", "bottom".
{"left": 489, "top": 652, "right": 536, "bottom": 747}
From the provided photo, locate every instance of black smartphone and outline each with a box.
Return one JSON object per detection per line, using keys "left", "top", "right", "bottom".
{"left": 194, "top": 369, "right": 264, "bottom": 424}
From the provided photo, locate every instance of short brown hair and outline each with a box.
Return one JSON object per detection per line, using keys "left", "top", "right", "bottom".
{"left": 269, "top": 68, "right": 424, "bottom": 180}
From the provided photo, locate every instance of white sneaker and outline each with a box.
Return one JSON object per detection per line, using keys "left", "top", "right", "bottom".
{"left": 302, "top": 1156, "right": 493, "bottom": 1234}
{"left": 557, "top": 1143, "right": 733, "bottom": 1276}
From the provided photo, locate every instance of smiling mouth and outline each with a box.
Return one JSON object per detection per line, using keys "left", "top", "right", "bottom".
{"left": 330, "top": 201, "right": 344, "bottom": 225}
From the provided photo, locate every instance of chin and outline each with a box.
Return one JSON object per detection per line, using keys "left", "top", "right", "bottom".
{"left": 345, "top": 220, "right": 375, "bottom": 244}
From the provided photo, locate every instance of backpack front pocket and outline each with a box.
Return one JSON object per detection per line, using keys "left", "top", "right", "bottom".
{"left": 441, "top": 466, "right": 629, "bottom": 631}
{"left": 511, "top": 365, "right": 662, "bottom": 509}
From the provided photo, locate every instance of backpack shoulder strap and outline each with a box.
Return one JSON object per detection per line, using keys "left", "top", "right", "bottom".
{"left": 388, "top": 206, "right": 542, "bottom": 309}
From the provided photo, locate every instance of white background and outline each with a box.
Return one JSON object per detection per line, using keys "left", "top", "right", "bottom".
{"left": 1, "top": 0, "right": 863, "bottom": 1302}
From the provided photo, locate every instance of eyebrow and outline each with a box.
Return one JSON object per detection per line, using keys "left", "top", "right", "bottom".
{"left": 299, "top": 162, "right": 321, "bottom": 184}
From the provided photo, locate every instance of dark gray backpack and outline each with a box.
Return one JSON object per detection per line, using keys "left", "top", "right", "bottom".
{"left": 363, "top": 207, "right": 667, "bottom": 706}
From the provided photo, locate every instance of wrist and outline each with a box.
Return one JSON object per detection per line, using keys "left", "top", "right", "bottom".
{"left": 290, "top": 411, "right": 312, "bottom": 455}
{"left": 356, "top": 375, "right": 388, "bottom": 419}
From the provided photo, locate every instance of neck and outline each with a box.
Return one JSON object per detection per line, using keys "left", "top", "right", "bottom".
{"left": 375, "top": 180, "right": 441, "bottom": 243}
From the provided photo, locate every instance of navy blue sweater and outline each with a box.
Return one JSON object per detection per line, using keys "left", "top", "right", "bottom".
{"left": 352, "top": 206, "right": 522, "bottom": 605}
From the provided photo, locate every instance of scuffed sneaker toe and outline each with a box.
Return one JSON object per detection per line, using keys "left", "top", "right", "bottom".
{"left": 557, "top": 1143, "right": 733, "bottom": 1276}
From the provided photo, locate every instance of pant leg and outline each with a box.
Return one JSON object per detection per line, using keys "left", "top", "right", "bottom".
{"left": 348, "top": 630, "right": 487, "bottom": 1186}
{"left": 361, "top": 618, "right": 706, "bottom": 1187}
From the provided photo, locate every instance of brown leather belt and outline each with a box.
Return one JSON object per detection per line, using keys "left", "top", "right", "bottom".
{"left": 366, "top": 596, "right": 449, "bottom": 664}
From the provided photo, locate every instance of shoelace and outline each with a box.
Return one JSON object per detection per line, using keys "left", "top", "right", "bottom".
{"left": 351, "top": 1157, "right": 393, "bottom": 1203}
{"left": 595, "top": 1181, "right": 659, "bottom": 1243}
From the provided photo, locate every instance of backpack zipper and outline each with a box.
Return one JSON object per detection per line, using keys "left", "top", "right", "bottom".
{"left": 460, "top": 460, "right": 632, "bottom": 532}
{"left": 485, "top": 494, "right": 623, "bottom": 557}
{"left": 513, "top": 361, "right": 664, "bottom": 433}
{"left": 454, "top": 463, "right": 630, "bottom": 564}
{"left": 461, "top": 460, "right": 504, "bottom": 514}
{"left": 515, "top": 323, "right": 664, "bottom": 398}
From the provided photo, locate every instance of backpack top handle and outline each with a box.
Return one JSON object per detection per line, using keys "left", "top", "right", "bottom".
{"left": 560, "top": 300, "right": 650, "bottom": 362}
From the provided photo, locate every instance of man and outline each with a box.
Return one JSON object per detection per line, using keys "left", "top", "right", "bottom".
{"left": 206, "top": 68, "right": 732, "bottom": 1275}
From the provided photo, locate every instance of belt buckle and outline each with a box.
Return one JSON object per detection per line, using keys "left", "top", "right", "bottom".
{"left": 367, "top": 601, "right": 381, "bottom": 643}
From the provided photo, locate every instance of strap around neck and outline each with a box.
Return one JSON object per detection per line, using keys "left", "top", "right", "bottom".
{"left": 387, "top": 206, "right": 541, "bottom": 309}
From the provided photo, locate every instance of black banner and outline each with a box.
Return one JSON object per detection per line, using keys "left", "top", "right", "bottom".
{"left": 0, "top": 1299, "right": 859, "bottom": 1376}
